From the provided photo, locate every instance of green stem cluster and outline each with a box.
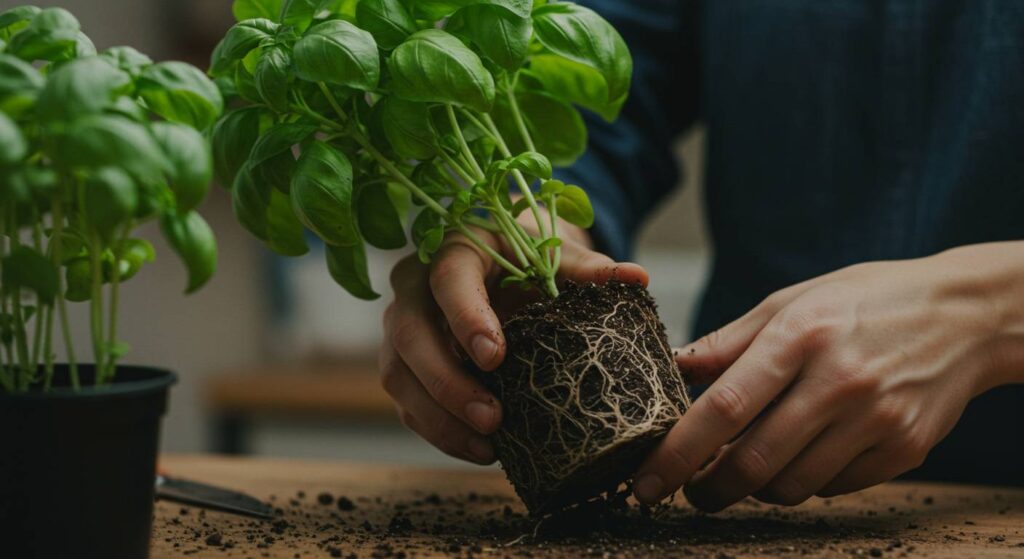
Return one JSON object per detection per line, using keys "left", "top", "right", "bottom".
{"left": 293, "top": 78, "right": 560, "bottom": 297}
{"left": 0, "top": 184, "right": 82, "bottom": 392}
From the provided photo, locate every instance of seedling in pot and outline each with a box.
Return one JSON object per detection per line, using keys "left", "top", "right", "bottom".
{"left": 210, "top": 0, "right": 690, "bottom": 513}
{"left": 0, "top": 5, "right": 221, "bottom": 392}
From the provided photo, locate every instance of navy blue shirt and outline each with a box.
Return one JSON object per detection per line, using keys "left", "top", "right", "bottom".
{"left": 563, "top": 0, "right": 1024, "bottom": 486}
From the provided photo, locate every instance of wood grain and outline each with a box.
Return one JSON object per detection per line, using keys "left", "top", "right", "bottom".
{"left": 203, "top": 364, "right": 395, "bottom": 421}
{"left": 152, "top": 454, "right": 1024, "bottom": 558}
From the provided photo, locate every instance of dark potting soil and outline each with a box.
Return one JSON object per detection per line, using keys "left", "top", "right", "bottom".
{"left": 153, "top": 485, "right": 1023, "bottom": 558}
{"left": 478, "top": 281, "right": 692, "bottom": 514}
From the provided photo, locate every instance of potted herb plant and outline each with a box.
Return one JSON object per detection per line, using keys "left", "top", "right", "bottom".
{"left": 0, "top": 5, "right": 221, "bottom": 557}
{"left": 209, "top": 0, "right": 690, "bottom": 514}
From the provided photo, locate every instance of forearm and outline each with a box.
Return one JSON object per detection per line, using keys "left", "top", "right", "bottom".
{"left": 931, "top": 241, "right": 1024, "bottom": 388}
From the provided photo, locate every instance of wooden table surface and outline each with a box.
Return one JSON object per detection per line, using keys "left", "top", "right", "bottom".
{"left": 152, "top": 454, "right": 1024, "bottom": 559}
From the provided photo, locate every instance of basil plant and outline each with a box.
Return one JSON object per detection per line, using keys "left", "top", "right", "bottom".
{"left": 211, "top": 0, "right": 631, "bottom": 300}
{"left": 0, "top": 6, "right": 222, "bottom": 392}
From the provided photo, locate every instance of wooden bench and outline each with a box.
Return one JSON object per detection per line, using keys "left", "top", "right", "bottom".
{"left": 202, "top": 362, "right": 396, "bottom": 454}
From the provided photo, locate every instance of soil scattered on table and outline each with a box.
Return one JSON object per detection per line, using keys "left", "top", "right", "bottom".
{"left": 153, "top": 484, "right": 1024, "bottom": 558}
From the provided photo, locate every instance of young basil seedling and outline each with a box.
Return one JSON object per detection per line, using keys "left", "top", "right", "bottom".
{"left": 0, "top": 5, "right": 222, "bottom": 392}
{"left": 210, "top": 0, "right": 631, "bottom": 300}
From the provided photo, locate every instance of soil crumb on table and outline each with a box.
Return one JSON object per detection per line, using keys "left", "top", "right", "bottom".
{"left": 153, "top": 484, "right": 1024, "bottom": 558}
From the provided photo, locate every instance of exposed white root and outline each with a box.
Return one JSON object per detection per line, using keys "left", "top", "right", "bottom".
{"left": 490, "top": 282, "right": 692, "bottom": 512}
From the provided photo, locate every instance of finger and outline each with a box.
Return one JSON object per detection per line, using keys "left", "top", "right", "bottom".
{"left": 634, "top": 312, "right": 809, "bottom": 504}
{"left": 387, "top": 259, "right": 502, "bottom": 434}
{"left": 379, "top": 347, "right": 495, "bottom": 464}
{"left": 430, "top": 237, "right": 506, "bottom": 371}
{"left": 675, "top": 280, "right": 824, "bottom": 384}
{"left": 817, "top": 446, "right": 920, "bottom": 497}
{"left": 753, "top": 422, "right": 875, "bottom": 506}
{"left": 556, "top": 244, "right": 649, "bottom": 287}
{"left": 682, "top": 383, "right": 836, "bottom": 512}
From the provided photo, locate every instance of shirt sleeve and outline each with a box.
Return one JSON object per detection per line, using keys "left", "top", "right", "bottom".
{"left": 555, "top": 0, "right": 701, "bottom": 261}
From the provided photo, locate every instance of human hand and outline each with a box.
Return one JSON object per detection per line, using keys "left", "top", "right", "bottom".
{"left": 634, "top": 242, "right": 1024, "bottom": 511}
{"left": 379, "top": 216, "right": 648, "bottom": 464}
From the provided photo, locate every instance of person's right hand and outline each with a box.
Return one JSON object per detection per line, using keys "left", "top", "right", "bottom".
{"left": 379, "top": 217, "right": 648, "bottom": 464}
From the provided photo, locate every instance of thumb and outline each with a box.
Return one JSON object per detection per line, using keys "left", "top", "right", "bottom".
{"left": 557, "top": 245, "right": 649, "bottom": 287}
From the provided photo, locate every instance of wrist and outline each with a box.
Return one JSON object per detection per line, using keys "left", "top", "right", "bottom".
{"left": 933, "top": 242, "right": 1024, "bottom": 389}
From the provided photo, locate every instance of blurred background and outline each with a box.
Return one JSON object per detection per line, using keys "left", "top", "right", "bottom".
{"left": 3, "top": 0, "right": 711, "bottom": 467}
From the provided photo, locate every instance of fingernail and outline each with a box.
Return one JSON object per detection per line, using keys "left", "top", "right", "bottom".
{"left": 465, "top": 401, "right": 497, "bottom": 433}
{"left": 466, "top": 436, "right": 494, "bottom": 463}
{"left": 471, "top": 334, "right": 499, "bottom": 367}
{"left": 634, "top": 474, "right": 665, "bottom": 504}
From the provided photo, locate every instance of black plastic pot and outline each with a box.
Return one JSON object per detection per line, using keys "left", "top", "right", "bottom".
{"left": 0, "top": 364, "right": 176, "bottom": 559}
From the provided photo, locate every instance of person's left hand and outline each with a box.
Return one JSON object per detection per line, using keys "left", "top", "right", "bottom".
{"left": 632, "top": 243, "right": 1024, "bottom": 511}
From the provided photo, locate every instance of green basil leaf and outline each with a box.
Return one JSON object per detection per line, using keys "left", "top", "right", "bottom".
{"left": 0, "top": 111, "right": 26, "bottom": 165}
{"left": 231, "top": 163, "right": 270, "bottom": 240}
{"left": 1, "top": 166, "right": 57, "bottom": 207}
{"left": 63, "top": 257, "right": 91, "bottom": 302}
{"left": 554, "top": 183, "right": 593, "bottom": 228}
{"left": 380, "top": 97, "right": 438, "bottom": 161}
{"left": 293, "top": 20, "right": 380, "bottom": 90}
{"left": 249, "top": 122, "right": 314, "bottom": 165}
{"left": 6, "top": 7, "right": 82, "bottom": 62}
{"left": 233, "top": 163, "right": 309, "bottom": 256}
{"left": 456, "top": 4, "right": 531, "bottom": 71}
{"left": 280, "top": 0, "right": 317, "bottom": 32}
{"left": 246, "top": 122, "right": 311, "bottom": 194}
{"left": 290, "top": 140, "right": 358, "bottom": 246}
{"left": 2, "top": 246, "right": 59, "bottom": 303}
{"left": 137, "top": 61, "right": 224, "bottom": 129}
{"left": 255, "top": 44, "right": 292, "bottom": 112}
{"left": 210, "top": 18, "right": 279, "bottom": 76}
{"left": 495, "top": 91, "right": 585, "bottom": 166}
{"left": 410, "top": 160, "right": 452, "bottom": 203}
{"left": 356, "top": 0, "right": 416, "bottom": 50}
{"left": 531, "top": 4, "right": 631, "bottom": 120}
{"left": 265, "top": 187, "right": 309, "bottom": 255}
{"left": 37, "top": 57, "right": 131, "bottom": 124}
{"left": 233, "top": 62, "right": 263, "bottom": 103}
{"left": 232, "top": 0, "right": 284, "bottom": 22}
{"left": 524, "top": 54, "right": 624, "bottom": 122}
{"left": 281, "top": 0, "right": 356, "bottom": 33}
{"left": 0, "top": 6, "right": 40, "bottom": 41}
{"left": 51, "top": 114, "right": 171, "bottom": 187}
{"left": 212, "top": 107, "right": 262, "bottom": 188}
{"left": 83, "top": 167, "right": 137, "bottom": 242}
{"left": 325, "top": 241, "right": 379, "bottom": 300}
{"left": 507, "top": 151, "right": 552, "bottom": 180}
{"left": 539, "top": 178, "right": 564, "bottom": 196}
{"left": 0, "top": 53, "right": 43, "bottom": 104}
{"left": 389, "top": 29, "right": 495, "bottom": 113}
{"left": 415, "top": 0, "right": 531, "bottom": 19}
{"left": 99, "top": 46, "right": 153, "bottom": 77}
{"left": 510, "top": 197, "right": 530, "bottom": 217}
{"left": 150, "top": 121, "right": 212, "bottom": 213}
{"left": 0, "top": 59, "right": 41, "bottom": 117}
{"left": 113, "top": 238, "right": 156, "bottom": 282}
{"left": 357, "top": 181, "right": 406, "bottom": 250}
{"left": 535, "top": 237, "right": 561, "bottom": 250}
{"left": 160, "top": 210, "right": 217, "bottom": 293}
{"left": 411, "top": 208, "right": 444, "bottom": 264}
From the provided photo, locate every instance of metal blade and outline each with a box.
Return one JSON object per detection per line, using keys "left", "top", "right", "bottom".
{"left": 155, "top": 475, "right": 275, "bottom": 520}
